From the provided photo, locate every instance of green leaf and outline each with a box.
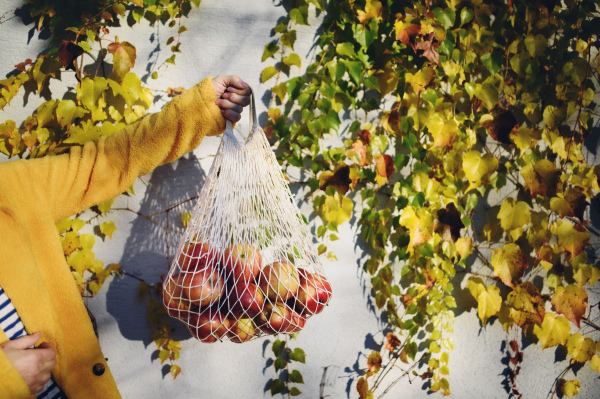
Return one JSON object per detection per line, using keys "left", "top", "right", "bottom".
{"left": 289, "top": 369, "right": 304, "bottom": 384}
{"left": 270, "top": 379, "right": 285, "bottom": 395}
{"left": 345, "top": 60, "right": 363, "bottom": 84}
{"left": 336, "top": 42, "right": 356, "bottom": 57}
{"left": 290, "top": 387, "right": 303, "bottom": 396}
{"left": 432, "top": 7, "right": 455, "bottom": 30}
{"left": 460, "top": 7, "right": 474, "bottom": 25}
{"left": 274, "top": 357, "right": 287, "bottom": 371}
{"left": 286, "top": 77, "right": 305, "bottom": 100}
{"left": 283, "top": 53, "right": 302, "bottom": 69}
{"left": 272, "top": 339, "right": 285, "bottom": 357}
{"left": 481, "top": 51, "right": 502, "bottom": 75}
{"left": 281, "top": 30, "right": 297, "bottom": 50}
{"left": 262, "top": 41, "right": 280, "bottom": 62}
{"left": 524, "top": 34, "right": 547, "bottom": 58}
{"left": 261, "top": 66, "right": 279, "bottom": 83}
{"left": 290, "top": 6, "right": 309, "bottom": 25}
{"left": 289, "top": 347, "right": 306, "bottom": 363}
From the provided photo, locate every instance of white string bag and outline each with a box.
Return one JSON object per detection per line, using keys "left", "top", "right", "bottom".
{"left": 163, "top": 90, "right": 332, "bottom": 343}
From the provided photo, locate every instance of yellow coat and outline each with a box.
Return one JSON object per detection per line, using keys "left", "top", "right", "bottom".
{"left": 0, "top": 77, "right": 226, "bottom": 398}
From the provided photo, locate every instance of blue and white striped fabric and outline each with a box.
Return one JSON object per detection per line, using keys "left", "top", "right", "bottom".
{"left": 0, "top": 286, "right": 66, "bottom": 398}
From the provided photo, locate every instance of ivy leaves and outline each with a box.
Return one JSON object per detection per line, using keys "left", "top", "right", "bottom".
{"left": 263, "top": 0, "right": 600, "bottom": 397}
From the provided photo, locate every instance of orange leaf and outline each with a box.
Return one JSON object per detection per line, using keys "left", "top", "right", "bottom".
{"left": 551, "top": 284, "right": 588, "bottom": 328}
{"left": 375, "top": 154, "right": 394, "bottom": 179}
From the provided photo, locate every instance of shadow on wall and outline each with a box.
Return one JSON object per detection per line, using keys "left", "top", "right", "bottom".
{"left": 105, "top": 153, "right": 208, "bottom": 345}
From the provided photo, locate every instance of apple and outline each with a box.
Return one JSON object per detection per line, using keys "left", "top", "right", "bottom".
{"left": 188, "top": 308, "right": 230, "bottom": 343}
{"left": 228, "top": 318, "right": 257, "bottom": 343}
{"left": 258, "top": 261, "right": 299, "bottom": 301}
{"left": 293, "top": 270, "right": 332, "bottom": 315}
{"left": 257, "top": 302, "right": 293, "bottom": 334}
{"left": 285, "top": 310, "right": 307, "bottom": 333}
{"left": 223, "top": 243, "right": 262, "bottom": 285}
{"left": 183, "top": 263, "right": 224, "bottom": 307}
{"left": 227, "top": 282, "right": 264, "bottom": 318}
{"left": 178, "top": 241, "right": 220, "bottom": 273}
{"left": 163, "top": 274, "right": 192, "bottom": 319}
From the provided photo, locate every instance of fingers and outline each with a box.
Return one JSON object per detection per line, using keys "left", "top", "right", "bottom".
{"left": 2, "top": 332, "right": 41, "bottom": 350}
{"left": 220, "top": 109, "right": 242, "bottom": 123}
{"left": 214, "top": 74, "right": 249, "bottom": 91}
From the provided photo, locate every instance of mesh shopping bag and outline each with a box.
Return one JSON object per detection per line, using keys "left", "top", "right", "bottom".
{"left": 163, "top": 90, "right": 332, "bottom": 343}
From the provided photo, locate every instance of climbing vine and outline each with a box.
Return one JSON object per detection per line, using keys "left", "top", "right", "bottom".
{"left": 262, "top": 0, "right": 600, "bottom": 397}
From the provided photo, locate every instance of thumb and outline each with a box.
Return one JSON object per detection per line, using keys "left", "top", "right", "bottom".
{"left": 4, "top": 332, "right": 42, "bottom": 350}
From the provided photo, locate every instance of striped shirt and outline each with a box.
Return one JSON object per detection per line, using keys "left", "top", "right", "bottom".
{"left": 0, "top": 286, "right": 66, "bottom": 398}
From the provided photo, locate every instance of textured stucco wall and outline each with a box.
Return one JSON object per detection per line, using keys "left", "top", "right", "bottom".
{"left": 1, "top": 1, "right": 599, "bottom": 398}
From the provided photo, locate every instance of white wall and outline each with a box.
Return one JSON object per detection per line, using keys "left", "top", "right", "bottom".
{"left": 1, "top": 1, "right": 599, "bottom": 398}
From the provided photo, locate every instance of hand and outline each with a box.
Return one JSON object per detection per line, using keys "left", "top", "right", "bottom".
{"left": 1, "top": 332, "right": 56, "bottom": 394}
{"left": 212, "top": 75, "right": 251, "bottom": 123}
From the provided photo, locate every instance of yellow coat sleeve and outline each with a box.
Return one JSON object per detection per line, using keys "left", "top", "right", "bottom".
{"left": 2, "top": 76, "right": 225, "bottom": 222}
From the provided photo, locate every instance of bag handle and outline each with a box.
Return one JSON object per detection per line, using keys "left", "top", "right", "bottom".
{"left": 224, "top": 86, "right": 258, "bottom": 144}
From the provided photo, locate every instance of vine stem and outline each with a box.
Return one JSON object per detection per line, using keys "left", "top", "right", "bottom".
{"left": 549, "top": 364, "right": 572, "bottom": 399}
{"left": 375, "top": 353, "right": 426, "bottom": 399}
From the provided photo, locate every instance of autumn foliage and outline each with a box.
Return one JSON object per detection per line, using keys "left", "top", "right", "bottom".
{"left": 261, "top": 0, "right": 600, "bottom": 397}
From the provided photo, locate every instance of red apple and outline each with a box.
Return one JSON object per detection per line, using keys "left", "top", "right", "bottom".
{"left": 223, "top": 243, "right": 262, "bottom": 285}
{"left": 227, "top": 282, "right": 264, "bottom": 318}
{"left": 258, "top": 261, "right": 299, "bottom": 301}
{"left": 285, "top": 310, "right": 307, "bottom": 333}
{"left": 183, "top": 263, "right": 224, "bottom": 307}
{"left": 178, "top": 242, "right": 220, "bottom": 273}
{"left": 188, "top": 308, "right": 230, "bottom": 343}
{"left": 293, "top": 270, "right": 332, "bottom": 315}
{"left": 163, "top": 274, "right": 192, "bottom": 319}
{"left": 257, "top": 302, "right": 293, "bottom": 334}
{"left": 228, "top": 318, "right": 257, "bottom": 343}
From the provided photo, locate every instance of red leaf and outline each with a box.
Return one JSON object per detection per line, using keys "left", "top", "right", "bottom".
{"left": 58, "top": 41, "right": 84, "bottom": 71}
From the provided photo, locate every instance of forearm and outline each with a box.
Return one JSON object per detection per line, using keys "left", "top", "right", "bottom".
{"left": 0, "top": 77, "right": 225, "bottom": 222}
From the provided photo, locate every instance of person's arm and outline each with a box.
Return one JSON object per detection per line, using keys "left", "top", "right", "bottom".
{"left": 0, "top": 333, "right": 55, "bottom": 398}
{"left": 0, "top": 75, "right": 250, "bottom": 222}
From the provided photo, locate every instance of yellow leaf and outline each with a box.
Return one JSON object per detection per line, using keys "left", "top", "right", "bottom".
{"left": 521, "top": 159, "right": 560, "bottom": 198}
{"left": 181, "top": 212, "right": 192, "bottom": 227}
{"left": 80, "top": 233, "right": 95, "bottom": 250}
{"left": 550, "top": 187, "right": 588, "bottom": 221}
{"left": 497, "top": 198, "right": 531, "bottom": 240}
{"left": 510, "top": 126, "right": 540, "bottom": 152}
{"left": 455, "top": 237, "right": 473, "bottom": 260}
{"left": 551, "top": 220, "right": 590, "bottom": 258}
{"left": 462, "top": 151, "right": 498, "bottom": 191}
{"left": 261, "top": 66, "right": 278, "bottom": 83}
{"left": 61, "top": 231, "right": 80, "bottom": 256}
{"left": 560, "top": 379, "right": 581, "bottom": 398}
{"left": 567, "top": 333, "right": 596, "bottom": 363}
{"left": 492, "top": 243, "right": 528, "bottom": 288}
{"left": 97, "top": 198, "right": 114, "bottom": 215}
{"left": 427, "top": 115, "right": 457, "bottom": 148}
{"left": 406, "top": 67, "right": 434, "bottom": 94}
{"left": 399, "top": 206, "right": 433, "bottom": 252}
{"left": 107, "top": 41, "right": 137, "bottom": 81}
{"left": 572, "top": 264, "right": 600, "bottom": 287}
{"left": 591, "top": 355, "right": 600, "bottom": 374}
{"left": 533, "top": 313, "right": 571, "bottom": 349}
{"left": 322, "top": 195, "right": 353, "bottom": 226}
{"left": 466, "top": 277, "right": 502, "bottom": 326}
{"left": 100, "top": 221, "right": 117, "bottom": 239}
{"left": 507, "top": 281, "right": 545, "bottom": 328}
{"left": 357, "top": 0, "right": 383, "bottom": 23}
{"left": 77, "top": 77, "right": 108, "bottom": 121}
{"left": 56, "top": 218, "right": 73, "bottom": 234}
{"left": 551, "top": 285, "right": 588, "bottom": 328}
{"left": 56, "top": 99, "right": 88, "bottom": 128}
